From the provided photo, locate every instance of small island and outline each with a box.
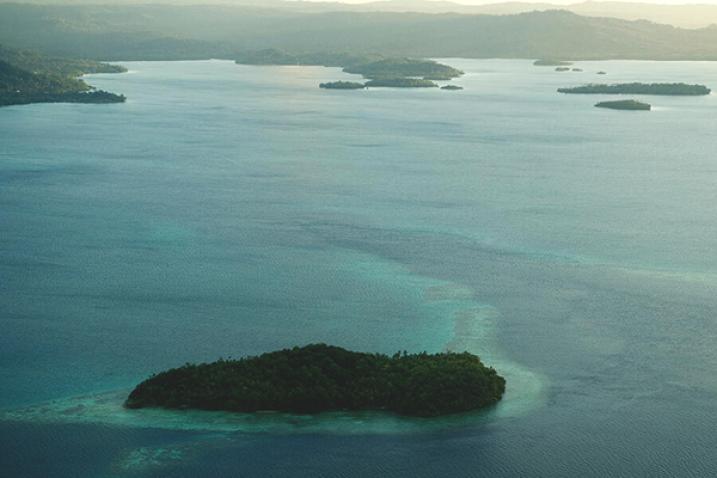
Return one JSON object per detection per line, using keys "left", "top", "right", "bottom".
{"left": 125, "top": 344, "right": 506, "bottom": 417}
{"left": 319, "top": 81, "right": 365, "bottom": 90}
{"left": 441, "top": 85, "right": 463, "bottom": 91}
{"left": 597, "top": 71, "right": 607, "bottom": 75}
{"left": 555, "top": 67, "right": 571, "bottom": 72}
{"left": 365, "top": 78, "right": 438, "bottom": 88}
{"left": 572, "top": 68, "right": 583, "bottom": 72}
{"left": 558, "top": 82, "right": 711, "bottom": 95}
{"left": 595, "top": 99, "right": 651, "bottom": 110}
{"left": 534, "top": 59, "right": 573, "bottom": 66}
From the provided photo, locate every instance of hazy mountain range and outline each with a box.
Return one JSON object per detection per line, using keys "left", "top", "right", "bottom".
{"left": 3, "top": 0, "right": 717, "bottom": 28}
{"left": 2, "top": 2, "right": 717, "bottom": 61}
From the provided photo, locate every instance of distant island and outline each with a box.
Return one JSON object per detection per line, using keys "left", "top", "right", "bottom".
{"left": 125, "top": 344, "right": 506, "bottom": 417}
{"left": 534, "top": 59, "right": 573, "bottom": 66}
{"left": 595, "top": 99, "right": 651, "bottom": 110}
{"left": 0, "top": 45, "right": 126, "bottom": 107}
{"left": 235, "top": 50, "right": 463, "bottom": 90}
{"left": 441, "top": 85, "right": 463, "bottom": 91}
{"left": 343, "top": 57, "right": 463, "bottom": 81}
{"left": 319, "top": 81, "right": 365, "bottom": 90}
{"left": 365, "top": 78, "right": 438, "bottom": 88}
{"left": 555, "top": 67, "right": 571, "bottom": 72}
{"left": 558, "top": 82, "right": 711, "bottom": 95}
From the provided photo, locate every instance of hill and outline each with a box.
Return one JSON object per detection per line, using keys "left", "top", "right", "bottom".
{"left": 2, "top": 5, "right": 717, "bottom": 61}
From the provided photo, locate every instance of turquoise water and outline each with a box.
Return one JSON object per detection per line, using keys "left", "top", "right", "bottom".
{"left": 1, "top": 59, "right": 716, "bottom": 476}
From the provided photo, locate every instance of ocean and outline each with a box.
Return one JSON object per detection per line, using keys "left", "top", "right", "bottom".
{"left": 1, "top": 59, "right": 716, "bottom": 477}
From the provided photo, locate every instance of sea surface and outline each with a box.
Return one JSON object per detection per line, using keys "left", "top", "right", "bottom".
{"left": 1, "top": 59, "right": 716, "bottom": 477}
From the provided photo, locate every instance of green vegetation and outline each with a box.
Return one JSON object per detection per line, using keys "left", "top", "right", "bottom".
{"left": 125, "top": 344, "right": 506, "bottom": 417}
{"left": 534, "top": 59, "right": 572, "bottom": 66}
{"left": 319, "top": 81, "right": 365, "bottom": 90}
{"left": 4, "top": 6, "right": 717, "bottom": 62}
{"left": 236, "top": 51, "right": 462, "bottom": 91}
{"left": 441, "top": 85, "right": 463, "bottom": 91}
{"left": 365, "top": 78, "right": 438, "bottom": 88}
{"left": 595, "top": 99, "right": 651, "bottom": 110}
{"left": 0, "top": 45, "right": 126, "bottom": 107}
{"left": 558, "top": 83, "right": 711, "bottom": 95}
{"left": 343, "top": 58, "right": 463, "bottom": 81}
{"left": 555, "top": 67, "right": 571, "bottom": 72}
{"left": 597, "top": 71, "right": 607, "bottom": 75}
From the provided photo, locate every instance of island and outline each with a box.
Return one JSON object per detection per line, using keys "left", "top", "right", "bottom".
{"left": 343, "top": 58, "right": 463, "bottom": 81}
{"left": 572, "top": 68, "right": 583, "bottom": 72}
{"left": 1, "top": 45, "right": 126, "bottom": 107}
{"left": 441, "top": 85, "right": 463, "bottom": 91}
{"left": 555, "top": 67, "right": 571, "bottom": 72}
{"left": 597, "top": 71, "right": 607, "bottom": 75}
{"left": 125, "top": 344, "right": 506, "bottom": 417}
{"left": 558, "top": 82, "right": 711, "bottom": 95}
{"left": 534, "top": 59, "right": 573, "bottom": 66}
{"left": 595, "top": 99, "right": 651, "bottom": 110}
{"left": 365, "top": 78, "right": 438, "bottom": 88}
{"left": 235, "top": 50, "right": 464, "bottom": 90}
{"left": 319, "top": 81, "right": 365, "bottom": 90}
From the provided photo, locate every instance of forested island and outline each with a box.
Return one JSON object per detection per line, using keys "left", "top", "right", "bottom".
{"left": 236, "top": 50, "right": 463, "bottom": 90}
{"left": 558, "top": 82, "right": 711, "bottom": 95}
{"left": 365, "top": 78, "right": 438, "bottom": 88}
{"left": 343, "top": 57, "right": 463, "bottom": 81}
{"left": 319, "top": 81, "right": 366, "bottom": 90}
{"left": 595, "top": 99, "right": 651, "bottom": 110}
{"left": 441, "top": 85, "right": 464, "bottom": 90}
{"left": 125, "top": 344, "right": 506, "bottom": 417}
{"left": 0, "top": 45, "right": 126, "bottom": 107}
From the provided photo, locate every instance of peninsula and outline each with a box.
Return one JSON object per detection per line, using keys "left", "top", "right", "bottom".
{"left": 0, "top": 45, "right": 126, "bottom": 107}
{"left": 125, "top": 344, "right": 506, "bottom": 417}
{"left": 558, "top": 82, "right": 710, "bottom": 95}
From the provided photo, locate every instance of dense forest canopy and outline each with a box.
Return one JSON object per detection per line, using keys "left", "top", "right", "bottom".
{"left": 3, "top": 5, "right": 717, "bottom": 61}
{"left": 126, "top": 344, "right": 506, "bottom": 417}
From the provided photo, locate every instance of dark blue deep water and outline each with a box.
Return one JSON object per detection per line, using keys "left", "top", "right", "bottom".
{"left": 1, "top": 60, "right": 716, "bottom": 477}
